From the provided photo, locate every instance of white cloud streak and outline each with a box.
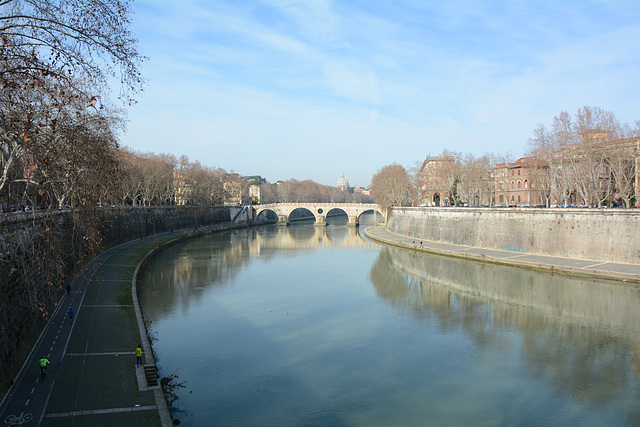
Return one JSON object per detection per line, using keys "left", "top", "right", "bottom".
{"left": 121, "top": 0, "right": 640, "bottom": 186}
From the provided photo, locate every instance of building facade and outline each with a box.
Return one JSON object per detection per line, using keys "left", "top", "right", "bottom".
{"left": 224, "top": 174, "right": 242, "bottom": 205}
{"left": 249, "top": 184, "right": 260, "bottom": 203}
{"left": 419, "top": 155, "right": 455, "bottom": 206}
{"left": 172, "top": 171, "right": 192, "bottom": 206}
{"left": 494, "top": 157, "right": 545, "bottom": 207}
{"left": 494, "top": 135, "right": 640, "bottom": 207}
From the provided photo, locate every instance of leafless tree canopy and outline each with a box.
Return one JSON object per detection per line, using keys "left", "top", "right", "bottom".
{"left": 0, "top": 0, "right": 144, "bottom": 99}
{"left": 526, "top": 107, "right": 640, "bottom": 208}
{"left": 258, "top": 179, "right": 372, "bottom": 204}
{"left": 0, "top": 0, "right": 144, "bottom": 209}
{"left": 370, "top": 163, "right": 411, "bottom": 211}
{"left": 393, "top": 107, "right": 638, "bottom": 209}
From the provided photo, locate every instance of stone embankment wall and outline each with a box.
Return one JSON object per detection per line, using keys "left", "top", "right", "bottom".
{"left": 0, "top": 206, "right": 231, "bottom": 398}
{"left": 99, "top": 206, "right": 231, "bottom": 246}
{"left": 387, "top": 207, "right": 640, "bottom": 265}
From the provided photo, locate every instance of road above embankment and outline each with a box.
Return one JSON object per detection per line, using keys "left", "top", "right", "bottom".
{"left": 364, "top": 224, "right": 640, "bottom": 284}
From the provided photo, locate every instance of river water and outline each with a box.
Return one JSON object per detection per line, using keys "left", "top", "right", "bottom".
{"left": 138, "top": 215, "right": 640, "bottom": 426}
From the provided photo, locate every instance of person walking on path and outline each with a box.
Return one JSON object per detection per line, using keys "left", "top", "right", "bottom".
{"left": 136, "top": 344, "right": 143, "bottom": 367}
{"left": 68, "top": 307, "right": 74, "bottom": 324}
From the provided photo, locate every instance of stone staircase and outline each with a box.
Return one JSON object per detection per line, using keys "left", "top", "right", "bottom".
{"left": 143, "top": 364, "right": 158, "bottom": 387}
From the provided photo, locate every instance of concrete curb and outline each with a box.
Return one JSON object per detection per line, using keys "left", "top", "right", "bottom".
{"left": 132, "top": 243, "right": 172, "bottom": 426}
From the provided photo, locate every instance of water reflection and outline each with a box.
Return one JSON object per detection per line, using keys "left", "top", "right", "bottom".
{"left": 371, "top": 247, "right": 640, "bottom": 424}
{"left": 138, "top": 223, "right": 377, "bottom": 320}
{"left": 138, "top": 218, "right": 640, "bottom": 426}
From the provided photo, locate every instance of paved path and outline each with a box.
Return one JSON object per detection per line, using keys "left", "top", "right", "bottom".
{"left": 0, "top": 232, "right": 184, "bottom": 427}
{"left": 365, "top": 225, "right": 640, "bottom": 284}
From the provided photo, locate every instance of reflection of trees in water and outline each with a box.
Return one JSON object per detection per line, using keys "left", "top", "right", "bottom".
{"left": 139, "top": 223, "right": 377, "bottom": 321}
{"left": 521, "top": 320, "right": 640, "bottom": 423}
{"left": 369, "top": 250, "right": 495, "bottom": 347}
{"left": 369, "top": 247, "right": 640, "bottom": 423}
{"left": 139, "top": 230, "right": 254, "bottom": 319}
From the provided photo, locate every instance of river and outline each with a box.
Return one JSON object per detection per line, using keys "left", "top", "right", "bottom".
{"left": 137, "top": 213, "right": 640, "bottom": 426}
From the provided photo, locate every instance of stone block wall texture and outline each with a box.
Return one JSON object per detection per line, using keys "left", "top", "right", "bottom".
{"left": 0, "top": 206, "right": 231, "bottom": 398}
{"left": 387, "top": 207, "right": 640, "bottom": 265}
{"left": 99, "top": 206, "right": 231, "bottom": 246}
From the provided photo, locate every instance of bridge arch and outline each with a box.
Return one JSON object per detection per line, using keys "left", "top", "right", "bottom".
{"left": 288, "top": 207, "right": 318, "bottom": 223}
{"left": 255, "top": 208, "right": 278, "bottom": 222}
{"left": 354, "top": 208, "right": 384, "bottom": 225}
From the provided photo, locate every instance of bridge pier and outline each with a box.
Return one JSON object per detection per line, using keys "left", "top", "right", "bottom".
{"left": 276, "top": 215, "right": 289, "bottom": 226}
{"left": 314, "top": 215, "right": 327, "bottom": 227}
{"left": 347, "top": 215, "right": 358, "bottom": 227}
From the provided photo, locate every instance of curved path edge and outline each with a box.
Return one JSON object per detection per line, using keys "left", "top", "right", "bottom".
{"left": 131, "top": 240, "right": 173, "bottom": 427}
{"left": 365, "top": 224, "right": 640, "bottom": 285}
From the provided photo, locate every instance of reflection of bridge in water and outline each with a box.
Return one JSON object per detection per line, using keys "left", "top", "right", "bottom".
{"left": 252, "top": 203, "right": 384, "bottom": 227}
{"left": 242, "top": 222, "right": 379, "bottom": 255}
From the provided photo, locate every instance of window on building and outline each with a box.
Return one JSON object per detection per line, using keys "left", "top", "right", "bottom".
{"left": 524, "top": 180, "right": 528, "bottom": 189}
{"left": 511, "top": 181, "right": 514, "bottom": 189}
{"left": 517, "top": 195, "right": 521, "bottom": 203}
{"left": 518, "top": 169, "right": 521, "bottom": 176}
{"left": 518, "top": 181, "right": 521, "bottom": 189}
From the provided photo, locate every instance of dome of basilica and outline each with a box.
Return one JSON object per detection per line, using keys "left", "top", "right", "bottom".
{"left": 336, "top": 173, "right": 350, "bottom": 191}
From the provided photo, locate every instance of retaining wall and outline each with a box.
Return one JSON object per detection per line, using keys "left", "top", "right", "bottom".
{"left": 387, "top": 207, "right": 640, "bottom": 265}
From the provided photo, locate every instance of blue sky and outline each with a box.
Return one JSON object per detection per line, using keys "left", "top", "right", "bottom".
{"left": 118, "top": 0, "right": 640, "bottom": 187}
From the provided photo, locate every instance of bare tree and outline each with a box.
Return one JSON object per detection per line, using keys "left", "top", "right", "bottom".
{"left": 0, "top": 0, "right": 144, "bottom": 202}
{"left": 526, "top": 107, "right": 637, "bottom": 207}
{"left": 406, "top": 160, "right": 424, "bottom": 206}
{"left": 0, "top": 0, "right": 144, "bottom": 101}
{"left": 440, "top": 151, "right": 462, "bottom": 206}
{"left": 259, "top": 182, "right": 277, "bottom": 204}
{"left": 608, "top": 143, "right": 636, "bottom": 207}
{"left": 115, "top": 147, "right": 145, "bottom": 205}
{"left": 457, "top": 155, "right": 477, "bottom": 206}
{"left": 456, "top": 154, "right": 496, "bottom": 206}
{"left": 370, "top": 163, "right": 410, "bottom": 212}
{"left": 525, "top": 124, "right": 555, "bottom": 207}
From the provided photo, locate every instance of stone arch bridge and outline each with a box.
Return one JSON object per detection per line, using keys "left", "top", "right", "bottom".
{"left": 252, "top": 203, "right": 384, "bottom": 227}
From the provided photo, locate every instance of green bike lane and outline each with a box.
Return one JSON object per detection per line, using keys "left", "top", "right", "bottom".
{"left": 1, "top": 230, "right": 192, "bottom": 427}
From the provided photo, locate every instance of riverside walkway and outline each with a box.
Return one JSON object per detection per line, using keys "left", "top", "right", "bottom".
{"left": 365, "top": 224, "right": 640, "bottom": 284}
{"left": 0, "top": 227, "right": 226, "bottom": 427}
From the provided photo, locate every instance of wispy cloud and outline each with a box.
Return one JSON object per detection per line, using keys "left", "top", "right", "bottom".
{"left": 122, "top": 0, "right": 640, "bottom": 186}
